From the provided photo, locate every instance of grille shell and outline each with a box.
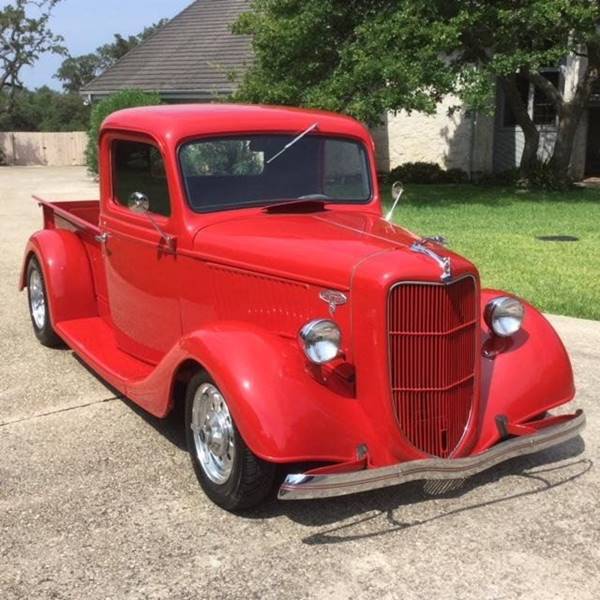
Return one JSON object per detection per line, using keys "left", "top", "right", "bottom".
{"left": 387, "top": 276, "right": 478, "bottom": 458}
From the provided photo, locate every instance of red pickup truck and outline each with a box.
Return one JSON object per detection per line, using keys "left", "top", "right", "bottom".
{"left": 20, "top": 104, "right": 584, "bottom": 510}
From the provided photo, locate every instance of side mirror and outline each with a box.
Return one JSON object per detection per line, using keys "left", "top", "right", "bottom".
{"left": 129, "top": 192, "right": 150, "bottom": 213}
{"left": 385, "top": 180, "right": 404, "bottom": 222}
{"left": 127, "top": 191, "right": 176, "bottom": 253}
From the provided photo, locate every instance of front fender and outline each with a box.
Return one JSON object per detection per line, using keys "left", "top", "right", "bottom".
{"left": 179, "top": 323, "right": 371, "bottom": 463}
{"left": 474, "top": 290, "right": 575, "bottom": 452}
{"left": 20, "top": 230, "right": 97, "bottom": 324}
{"left": 129, "top": 321, "right": 368, "bottom": 464}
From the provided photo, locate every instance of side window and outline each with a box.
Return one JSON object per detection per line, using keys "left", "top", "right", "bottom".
{"left": 113, "top": 140, "right": 171, "bottom": 217}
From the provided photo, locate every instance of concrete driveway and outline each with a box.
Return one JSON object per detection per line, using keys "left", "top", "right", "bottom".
{"left": 1, "top": 166, "right": 599, "bottom": 600}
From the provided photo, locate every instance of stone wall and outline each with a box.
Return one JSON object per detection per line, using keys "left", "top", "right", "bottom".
{"left": 371, "top": 96, "right": 495, "bottom": 176}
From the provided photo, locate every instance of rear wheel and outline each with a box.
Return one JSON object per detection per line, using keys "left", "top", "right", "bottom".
{"left": 185, "top": 372, "right": 276, "bottom": 511}
{"left": 26, "top": 257, "right": 62, "bottom": 348}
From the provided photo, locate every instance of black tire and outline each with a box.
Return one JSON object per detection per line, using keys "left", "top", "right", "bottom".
{"left": 185, "top": 371, "right": 276, "bottom": 511}
{"left": 26, "top": 257, "right": 62, "bottom": 348}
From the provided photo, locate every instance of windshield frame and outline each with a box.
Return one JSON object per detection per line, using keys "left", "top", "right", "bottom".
{"left": 177, "top": 132, "right": 374, "bottom": 214}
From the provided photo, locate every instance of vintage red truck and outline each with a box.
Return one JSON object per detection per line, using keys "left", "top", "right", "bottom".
{"left": 20, "top": 104, "right": 584, "bottom": 510}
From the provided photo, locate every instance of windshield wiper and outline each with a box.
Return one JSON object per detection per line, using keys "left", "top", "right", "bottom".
{"left": 266, "top": 122, "right": 319, "bottom": 165}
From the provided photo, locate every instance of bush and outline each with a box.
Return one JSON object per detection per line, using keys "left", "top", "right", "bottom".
{"left": 386, "top": 161, "right": 468, "bottom": 184}
{"left": 477, "top": 163, "right": 574, "bottom": 191}
{"left": 86, "top": 90, "right": 162, "bottom": 174}
{"left": 477, "top": 169, "right": 520, "bottom": 186}
{"left": 520, "top": 161, "right": 575, "bottom": 191}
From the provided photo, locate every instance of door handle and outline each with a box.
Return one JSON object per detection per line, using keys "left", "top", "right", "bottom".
{"left": 95, "top": 232, "right": 111, "bottom": 244}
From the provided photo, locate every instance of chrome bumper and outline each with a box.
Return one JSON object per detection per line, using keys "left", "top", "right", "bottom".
{"left": 278, "top": 410, "right": 585, "bottom": 501}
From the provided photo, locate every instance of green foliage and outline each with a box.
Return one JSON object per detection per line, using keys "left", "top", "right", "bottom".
{"left": 477, "top": 163, "right": 574, "bottom": 191}
{"left": 382, "top": 182, "right": 600, "bottom": 320}
{"left": 55, "top": 20, "right": 168, "bottom": 93}
{"left": 235, "top": 1, "right": 600, "bottom": 123}
{"left": 386, "top": 162, "right": 468, "bottom": 185}
{"left": 518, "top": 161, "right": 575, "bottom": 191}
{"left": 0, "top": 87, "right": 90, "bottom": 131}
{"left": 234, "top": 1, "right": 600, "bottom": 176}
{"left": 181, "top": 140, "right": 264, "bottom": 176}
{"left": 1, "top": 0, "right": 65, "bottom": 116}
{"left": 86, "top": 90, "right": 161, "bottom": 174}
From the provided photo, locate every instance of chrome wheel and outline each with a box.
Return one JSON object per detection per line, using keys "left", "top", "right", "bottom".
{"left": 29, "top": 268, "right": 46, "bottom": 330}
{"left": 191, "top": 383, "right": 236, "bottom": 484}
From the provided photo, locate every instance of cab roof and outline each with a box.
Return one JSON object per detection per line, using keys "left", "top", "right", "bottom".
{"left": 101, "top": 104, "right": 372, "bottom": 146}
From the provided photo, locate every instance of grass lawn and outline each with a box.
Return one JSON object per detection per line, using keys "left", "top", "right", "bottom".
{"left": 381, "top": 183, "right": 600, "bottom": 321}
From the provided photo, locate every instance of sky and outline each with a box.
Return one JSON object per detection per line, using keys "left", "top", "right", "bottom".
{"left": 3, "top": 0, "right": 192, "bottom": 90}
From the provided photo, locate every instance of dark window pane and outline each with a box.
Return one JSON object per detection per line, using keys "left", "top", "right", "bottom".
{"left": 533, "top": 71, "right": 559, "bottom": 126}
{"left": 113, "top": 141, "right": 170, "bottom": 216}
{"left": 503, "top": 75, "right": 530, "bottom": 127}
{"left": 179, "top": 134, "right": 371, "bottom": 213}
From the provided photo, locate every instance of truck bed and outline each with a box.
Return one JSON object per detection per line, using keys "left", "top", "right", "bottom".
{"left": 34, "top": 196, "right": 101, "bottom": 234}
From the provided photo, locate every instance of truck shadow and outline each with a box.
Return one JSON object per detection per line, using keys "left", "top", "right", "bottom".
{"left": 72, "top": 353, "right": 590, "bottom": 540}
{"left": 246, "top": 437, "right": 590, "bottom": 544}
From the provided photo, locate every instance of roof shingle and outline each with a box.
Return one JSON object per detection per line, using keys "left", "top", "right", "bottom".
{"left": 81, "top": 0, "right": 252, "bottom": 98}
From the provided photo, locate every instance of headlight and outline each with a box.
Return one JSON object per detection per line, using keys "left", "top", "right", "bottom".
{"left": 484, "top": 296, "right": 524, "bottom": 337}
{"left": 299, "top": 319, "right": 341, "bottom": 364}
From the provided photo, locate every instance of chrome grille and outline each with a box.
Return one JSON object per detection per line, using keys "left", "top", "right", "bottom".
{"left": 388, "top": 277, "right": 477, "bottom": 457}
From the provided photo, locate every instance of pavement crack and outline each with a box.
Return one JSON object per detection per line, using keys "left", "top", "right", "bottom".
{"left": 0, "top": 396, "right": 121, "bottom": 427}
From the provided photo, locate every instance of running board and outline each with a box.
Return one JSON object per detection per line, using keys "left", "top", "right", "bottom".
{"left": 56, "top": 317, "right": 153, "bottom": 393}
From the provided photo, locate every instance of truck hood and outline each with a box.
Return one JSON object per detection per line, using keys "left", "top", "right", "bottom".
{"left": 192, "top": 210, "right": 474, "bottom": 289}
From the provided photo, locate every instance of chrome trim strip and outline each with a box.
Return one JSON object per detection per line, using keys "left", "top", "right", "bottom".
{"left": 278, "top": 411, "right": 585, "bottom": 500}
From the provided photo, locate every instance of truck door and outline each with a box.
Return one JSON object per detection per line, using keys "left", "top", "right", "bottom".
{"left": 100, "top": 137, "right": 181, "bottom": 364}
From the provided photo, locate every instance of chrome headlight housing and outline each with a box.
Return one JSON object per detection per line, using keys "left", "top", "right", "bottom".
{"left": 299, "top": 319, "right": 341, "bottom": 364}
{"left": 484, "top": 296, "right": 524, "bottom": 337}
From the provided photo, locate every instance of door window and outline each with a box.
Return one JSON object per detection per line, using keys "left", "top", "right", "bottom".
{"left": 113, "top": 140, "right": 171, "bottom": 216}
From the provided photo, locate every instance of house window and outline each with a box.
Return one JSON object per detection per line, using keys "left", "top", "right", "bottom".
{"left": 502, "top": 75, "right": 530, "bottom": 127}
{"left": 533, "top": 71, "right": 559, "bottom": 126}
{"left": 113, "top": 140, "right": 171, "bottom": 217}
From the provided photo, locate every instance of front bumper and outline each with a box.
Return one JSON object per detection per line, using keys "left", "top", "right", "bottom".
{"left": 278, "top": 410, "right": 585, "bottom": 500}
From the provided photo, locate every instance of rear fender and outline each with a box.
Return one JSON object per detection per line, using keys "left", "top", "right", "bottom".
{"left": 132, "top": 322, "right": 368, "bottom": 464}
{"left": 475, "top": 290, "right": 575, "bottom": 452}
{"left": 20, "top": 230, "right": 97, "bottom": 324}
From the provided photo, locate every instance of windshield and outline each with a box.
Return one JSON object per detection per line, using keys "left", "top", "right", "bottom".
{"left": 179, "top": 134, "right": 372, "bottom": 213}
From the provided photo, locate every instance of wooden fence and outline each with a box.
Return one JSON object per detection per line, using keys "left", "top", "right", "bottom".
{"left": 0, "top": 132, "right": 88, "bottom": 166}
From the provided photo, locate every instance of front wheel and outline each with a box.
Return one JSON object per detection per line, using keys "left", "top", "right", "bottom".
{"left": 26, "top": 257, "right": 62, "bottom": 348}
{"left": 185, "top": 372, "right": 276, "bottom": 511}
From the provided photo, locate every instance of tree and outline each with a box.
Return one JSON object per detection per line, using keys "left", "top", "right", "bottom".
{"left": 56, "top": 20, "right": 168, "bottom": 93}
{"left": 86, "top": 89, "right": 162, "bottom": 173}
{"left": 0, "top": 0, "right": 65, "bottom": 116}
{"left": 235, "top": 1, "right": 600, "bottom": 179}
{"left": 0, "top": 86, "right": 90, "bottom": 131}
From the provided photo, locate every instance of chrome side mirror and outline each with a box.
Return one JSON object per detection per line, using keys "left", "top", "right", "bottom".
{"left": 385, "top": 181, "right": 404, "bottom": 222}
{"left": 129, "top": 191, "right": 150, "bottom": 213}
{"left": 127, "top": 191, "right": 176, "bottom": 253}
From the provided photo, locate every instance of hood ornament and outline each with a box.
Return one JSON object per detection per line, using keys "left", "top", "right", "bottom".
{"left": 320, "top": 290, "right": 348, "bottom": 315}
{"left": 411, "top": 239, "right": 452, "bottom": 282}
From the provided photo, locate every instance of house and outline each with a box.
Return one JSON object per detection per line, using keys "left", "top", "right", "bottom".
{"left": 81, "top": 0, "right": 596, "bottom": 180}
{"left": 80, "top": 0, "right": 253, "bottom": 103}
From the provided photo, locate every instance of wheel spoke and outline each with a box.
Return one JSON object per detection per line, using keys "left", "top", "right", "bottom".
{"left": 191, "top": 383, "right": 236, "bottom": 484}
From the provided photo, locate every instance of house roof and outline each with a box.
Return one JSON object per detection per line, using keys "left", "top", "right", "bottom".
{"left": 81, "top": 0, "right": 252, "bottom": 99}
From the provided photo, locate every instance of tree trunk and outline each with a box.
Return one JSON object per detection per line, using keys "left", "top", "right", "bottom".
{"left": 549, "top": 64, "right": 598, "bottom": 178}
{"left": 500, "top": 76, "right": 539, "bottom": 173}
{"left": 550, "top": 101, "right": 587, "bottom": 177}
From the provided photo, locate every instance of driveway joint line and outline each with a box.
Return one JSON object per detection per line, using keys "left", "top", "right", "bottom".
{"left": 0, "top": 396, "right": 121, "bottom": 427}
